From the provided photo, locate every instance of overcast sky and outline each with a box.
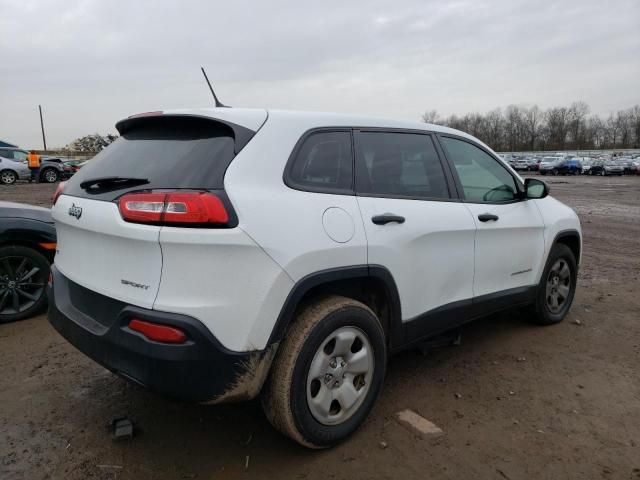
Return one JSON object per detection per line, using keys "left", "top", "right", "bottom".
{"left": 1, "top": 0, "right": 638, "bottom": 148}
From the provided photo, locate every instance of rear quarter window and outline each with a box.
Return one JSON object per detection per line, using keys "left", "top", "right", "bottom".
{"left": 285, "top": 130, "right": 353, "bottom": 194}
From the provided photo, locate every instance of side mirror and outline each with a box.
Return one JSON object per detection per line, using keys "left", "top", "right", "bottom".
{"left": 525, "top": 178, "right": 549, "bottom": 199}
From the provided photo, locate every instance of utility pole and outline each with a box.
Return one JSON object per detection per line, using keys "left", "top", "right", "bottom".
{"left": 38, "top": 105, "right": 47, "bottom": 150}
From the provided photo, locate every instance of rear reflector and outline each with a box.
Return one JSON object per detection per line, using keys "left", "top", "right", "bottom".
{"left": 119, "top": 192, "right": 229, "bottom": 226}
{"left": 39, "top": 242, "right": 57, "bottom": 250}
{"left": 128, "top": 319, "right": 187, "bottom": 344}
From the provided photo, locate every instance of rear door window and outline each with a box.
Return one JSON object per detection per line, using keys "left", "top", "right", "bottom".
{"left": 64, "top": 117, "right": 240, "bottom": 201}
{"left": 355, "top": 131, "right": 450, "bottom": 199}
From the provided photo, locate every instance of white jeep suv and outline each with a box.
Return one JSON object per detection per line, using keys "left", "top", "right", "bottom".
{"left": 49, "top": 108, "right": 581, "bottom": 448}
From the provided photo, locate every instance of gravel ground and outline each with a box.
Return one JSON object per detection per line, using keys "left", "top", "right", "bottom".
{"left": 1, "top": 176, "right": 639, "bottom": 480}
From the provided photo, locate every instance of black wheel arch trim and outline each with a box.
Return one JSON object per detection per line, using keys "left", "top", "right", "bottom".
{"left": 267, "top": 265, "right": 403, "bottom": 349}
{"left": 550, "top": 229, "right": 581, "bottom": 266}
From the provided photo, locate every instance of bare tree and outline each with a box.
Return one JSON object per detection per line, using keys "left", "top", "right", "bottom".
{"left": 420, "top": 101, "right": 639, "bottom": 151}
{"left": 568, "top": 101, "right": 590, "bottom": 149}
{"left": 523, "top": 105, "right": 542, "bottom": 151}
{"left": 421, "top": 110, "right": 441, "bottom": 124}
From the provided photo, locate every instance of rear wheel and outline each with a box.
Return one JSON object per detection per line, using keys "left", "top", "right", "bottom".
{"left": 262, "top": 295, "right": 386, "bottom": 448}
{"left": 41, "top": 168, "right": 59, "bottom": 183}
{"left": 0, "top": 246, "right": 50, "bottom": 323}
{"left": 526, "top": 244, "right": 577, "bottom": 325}
{"left": 0, "top": 170, "right": 17, "bottom": 185}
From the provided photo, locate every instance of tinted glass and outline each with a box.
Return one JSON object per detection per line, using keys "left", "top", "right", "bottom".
{"left": 64, "top": 117, "right": 237, "bottom": 201}
{"left": 441, "top": 137, "right": 518, "bottom": 203}
{"left": 355, "top": 132, "right": 449, "bottom": 199}
{"left": 288, "top": 131, "right": 352, "bottom": 192}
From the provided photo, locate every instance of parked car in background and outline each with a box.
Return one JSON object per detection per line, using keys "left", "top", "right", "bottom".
{"left": 39, "top": 157, "right": 70, "bottom": 183}
{"left": 539, "top": 157, "right": 562, "bottom": 175}
{"left": 526, "top": 158, "right": 540, "bottom": 171}
{"left": 586, "top": 160, "right": 605, "bottom": 176}
{"left": 0, "top": 202, "right": 56, "bottom": 323}
{"left": 618, "top": 160, "right": 637, "bottom": 175}
{"left": 513, "top": 158, "right": 529, "bottom": 171}
{"left": 0, "top": 155, "right": 31, "bottom": 184}
{"left": 602, "top": 161, "right": 624, "bottom": 176}
{"left": 0, "top": 147, "right": 68, "bottom": 183}
{"left": 62, "top": 160, "right": 85, "bottom": 177}
{"left": 540, "top": 157, "right": 581, "bottom": 175}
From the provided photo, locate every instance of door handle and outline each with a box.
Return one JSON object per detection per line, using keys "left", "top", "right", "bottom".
{"left": 478, "top": 213, "right": 499, "bottom": 222}
{"left": 372, "top": 214, "right": 405, "bottom": 225}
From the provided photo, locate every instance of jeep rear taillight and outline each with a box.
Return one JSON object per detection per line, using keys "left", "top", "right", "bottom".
{"left": 53, "top": 181, "right": 66, "bottom": 205}
{"left": 118, "top": 192, "right": 229, "bottom": 226}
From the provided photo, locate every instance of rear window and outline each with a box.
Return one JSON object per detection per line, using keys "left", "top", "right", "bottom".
{"left": 64, "top": 116, "right": 241, "bottom": 201}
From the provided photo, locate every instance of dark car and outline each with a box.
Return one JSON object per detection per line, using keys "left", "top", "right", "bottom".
{"left": 62, "top": 159, "right": 85, "bottom": 177}
{"left": 587, "top": 160, "right": 605, "bottom": 176}
{"left": 540, "top": 158, "right": 582, "bottom": 175}
{"left": 0, "top": 202, "right": 56, "bottom": 323}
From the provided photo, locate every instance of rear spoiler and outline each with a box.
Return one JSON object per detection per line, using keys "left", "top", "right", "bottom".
{"left": 115, "top": 113, "right": 256, "bottom": 154}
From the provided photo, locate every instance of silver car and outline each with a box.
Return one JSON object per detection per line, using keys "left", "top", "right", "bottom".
{"left": 0, "top": 155, "right": 31, "bottom": 184}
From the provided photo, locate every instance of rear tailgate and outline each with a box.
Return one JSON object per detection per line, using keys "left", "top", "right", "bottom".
{"left": 52, "top": 112, "right": 263, "bottom": 310}
{"left": 52, "top": 195, "right": 162, "bottom": 308}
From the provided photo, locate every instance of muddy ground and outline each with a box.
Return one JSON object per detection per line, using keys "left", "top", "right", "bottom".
{"left": 1, "top": 176, "right": 639, "bottom": 480}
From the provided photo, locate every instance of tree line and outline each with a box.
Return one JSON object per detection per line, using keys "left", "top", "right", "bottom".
{"left": 422, "top": 102, "right": 640, "bottom": 152}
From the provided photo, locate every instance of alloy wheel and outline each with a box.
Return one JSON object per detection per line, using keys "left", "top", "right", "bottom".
{"left": 44, "top": 170, "right": 58, "bottom": 183}
{"left": 0, "top": 255, "right": 46, "bottom": 315}
{"left": 1, "top": 171, "right": 17, "bottom": 184}
{"left": 545, "top": 259, "right": 571, "bottom": 314}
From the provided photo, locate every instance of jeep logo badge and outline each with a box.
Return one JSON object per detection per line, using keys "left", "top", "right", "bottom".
{"left": 68, "top": 203, "right": 83, "bottom": 219}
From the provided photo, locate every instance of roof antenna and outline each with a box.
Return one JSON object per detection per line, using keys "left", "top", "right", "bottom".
{"left": 201, "top": 67, "right": 228, "bottom": 108}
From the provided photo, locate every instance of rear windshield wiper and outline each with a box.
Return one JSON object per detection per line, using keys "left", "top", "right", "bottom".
{"left": 80, "top": 176, "right": 149, "bottom": 191}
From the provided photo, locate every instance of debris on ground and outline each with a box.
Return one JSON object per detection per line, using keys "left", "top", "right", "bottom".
{"left": 396, "top": 409, "right": 444, "bottom": 437}
{"left": 110, "top": 416, "right": 134, "bottom": 441}
{"left": 454, "top": 393, "right": 462, "bottom": 399}
{"left": 572, "top": 319, "right": 583, "bottom": 325}
{"left": 379, "top": 441, "right": 388, "bottom": 449}
{"left": 517, "top": 356, "right": 527, "bottom": 362}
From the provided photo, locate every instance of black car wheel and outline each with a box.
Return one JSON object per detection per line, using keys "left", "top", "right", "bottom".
{"left": 0, "top": 246, "right": 50, "bottom": 323}
{"left": 41, "top": 168, "right": 59, "bottom": 183}
{"left": 0, "top": 170, "right": 18, "bottom": 185}
{"left": 526, "top": 244, "right": 577, "bottom": 325}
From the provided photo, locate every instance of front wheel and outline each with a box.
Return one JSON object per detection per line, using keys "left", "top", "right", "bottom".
{"left": 0, "top": 170, "right": 17, "bottom": 185}
{"left": 526, "top": 244, "right": 577, "bottom": 325}
{"left": 262, "top": 295, "right": 386, "bottom": 448}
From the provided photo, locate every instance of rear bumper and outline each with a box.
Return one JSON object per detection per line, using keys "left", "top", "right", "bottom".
{"left": 48, "top": 266, "right": 273, "bottom": 403}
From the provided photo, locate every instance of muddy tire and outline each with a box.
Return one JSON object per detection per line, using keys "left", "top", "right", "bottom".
{"left": 526, "top": 244, "right": 577, "bottom": 325}
{"left": 262, "top": 295, "right": 386, "bottom": 448}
